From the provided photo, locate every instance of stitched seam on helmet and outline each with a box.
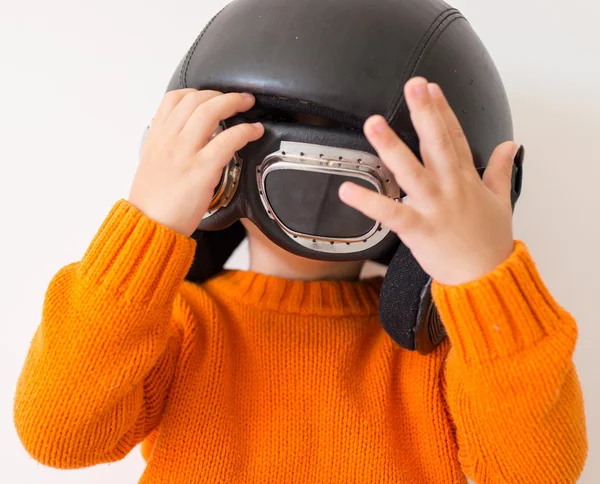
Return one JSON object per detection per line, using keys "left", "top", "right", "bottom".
{"left": 386, "top": 8, "right": 457, "bottom": 114}
{"left": 386, "top": 9, "right": 464, "bottom": 125}
{"left": 179, "top": 2, "right": 234, "bottom": 88}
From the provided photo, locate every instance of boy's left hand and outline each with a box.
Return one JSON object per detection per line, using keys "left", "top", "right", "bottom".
{"left": 339, "top": 77, "right": 520, "bottom": 286}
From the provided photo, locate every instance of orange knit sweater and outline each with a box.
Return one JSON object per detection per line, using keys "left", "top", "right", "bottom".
{"left": 14, "top": 200, "right": 587, "bottom": 483}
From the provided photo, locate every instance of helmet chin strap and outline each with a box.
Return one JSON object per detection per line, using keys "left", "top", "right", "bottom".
{"left": 185, "top": 222, "right": 247, "bottom": 284}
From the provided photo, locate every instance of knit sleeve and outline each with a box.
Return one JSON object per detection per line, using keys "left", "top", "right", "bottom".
{"left": 432, "top": 241, "right": 588, "bottom": 483}
{"left": 14, "top": 199, "right": 197, "bottom": 469}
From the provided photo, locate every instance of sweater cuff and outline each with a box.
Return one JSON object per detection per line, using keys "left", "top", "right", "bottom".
{"left": 79, "top": 199, "right": 197, "bottom": 306}
{"left": 431, "top": 241, "right": 571, "bottom": 365}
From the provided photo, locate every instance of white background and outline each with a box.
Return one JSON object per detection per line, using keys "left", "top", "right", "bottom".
{"left": 1, "top": 0, "right": 598, "bottom": 482}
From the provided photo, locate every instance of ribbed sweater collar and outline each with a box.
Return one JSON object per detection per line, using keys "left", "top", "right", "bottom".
{"left": 204, "top": 270, "right": 383, "bottom": 317}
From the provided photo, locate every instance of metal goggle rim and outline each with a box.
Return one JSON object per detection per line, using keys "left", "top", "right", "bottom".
{"left": 254, "top": 141, "right": 402, "bottom": 254}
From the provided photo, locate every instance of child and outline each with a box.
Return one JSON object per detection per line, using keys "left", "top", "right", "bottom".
{"left": 14, "top": 77, "right": 587, "bottom": 483}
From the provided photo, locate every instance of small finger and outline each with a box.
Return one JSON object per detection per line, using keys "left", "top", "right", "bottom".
{"left": 404, "top": 77, "right": 459, "bottom": 174}
{"left": 181, "top": 92, "right": 257, "bottom": 147}
{"left": 153, "top": 89, "right": 199, "bottom": 124}
{"left": 165, "top": 90, "right": 224, "bottom": 134}
{"left": 339, "top": 181, "right": 422, "bottom": 236}
{"left": 363, "top": 115, "right": 436, "bottom": 200}
{"left": 200, "top": 122, "right": 265, "bottom": 169}
{"left": 483, "top": 141, "right": 520, "bottom": 203}
{"left": 427, "top": 83, "right": 474, "bottom": 170}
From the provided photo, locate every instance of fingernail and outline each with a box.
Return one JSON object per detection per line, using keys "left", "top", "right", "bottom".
{"left": 428, "top": 83, "right": 443, "bottom": 98}
{"left": 242, "top": 92, "right": 255, "bottom": 99}
{"left": 370, "top": 115, "right": 387, "bottom": 134}
{"left": 340, "top": 182, "right": 356, "bottom": 198}
{"left": 411, "top": 79, "right": 429, "bottom": 97}
{"left": 252, "top": 122, "right": 263, "bottom": 129}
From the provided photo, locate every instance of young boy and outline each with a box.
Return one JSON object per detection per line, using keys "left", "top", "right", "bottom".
{"left": 14, "top": 78, "right": 587, "bottom": 483}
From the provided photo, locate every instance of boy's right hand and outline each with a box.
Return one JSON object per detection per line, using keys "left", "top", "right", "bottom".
{"left": 128, "top": 89, "right": 264, "bottom": 237}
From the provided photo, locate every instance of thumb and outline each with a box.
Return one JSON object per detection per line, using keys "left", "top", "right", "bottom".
{"left": 483, "top": 141, "right": 520, "bottom": 202}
